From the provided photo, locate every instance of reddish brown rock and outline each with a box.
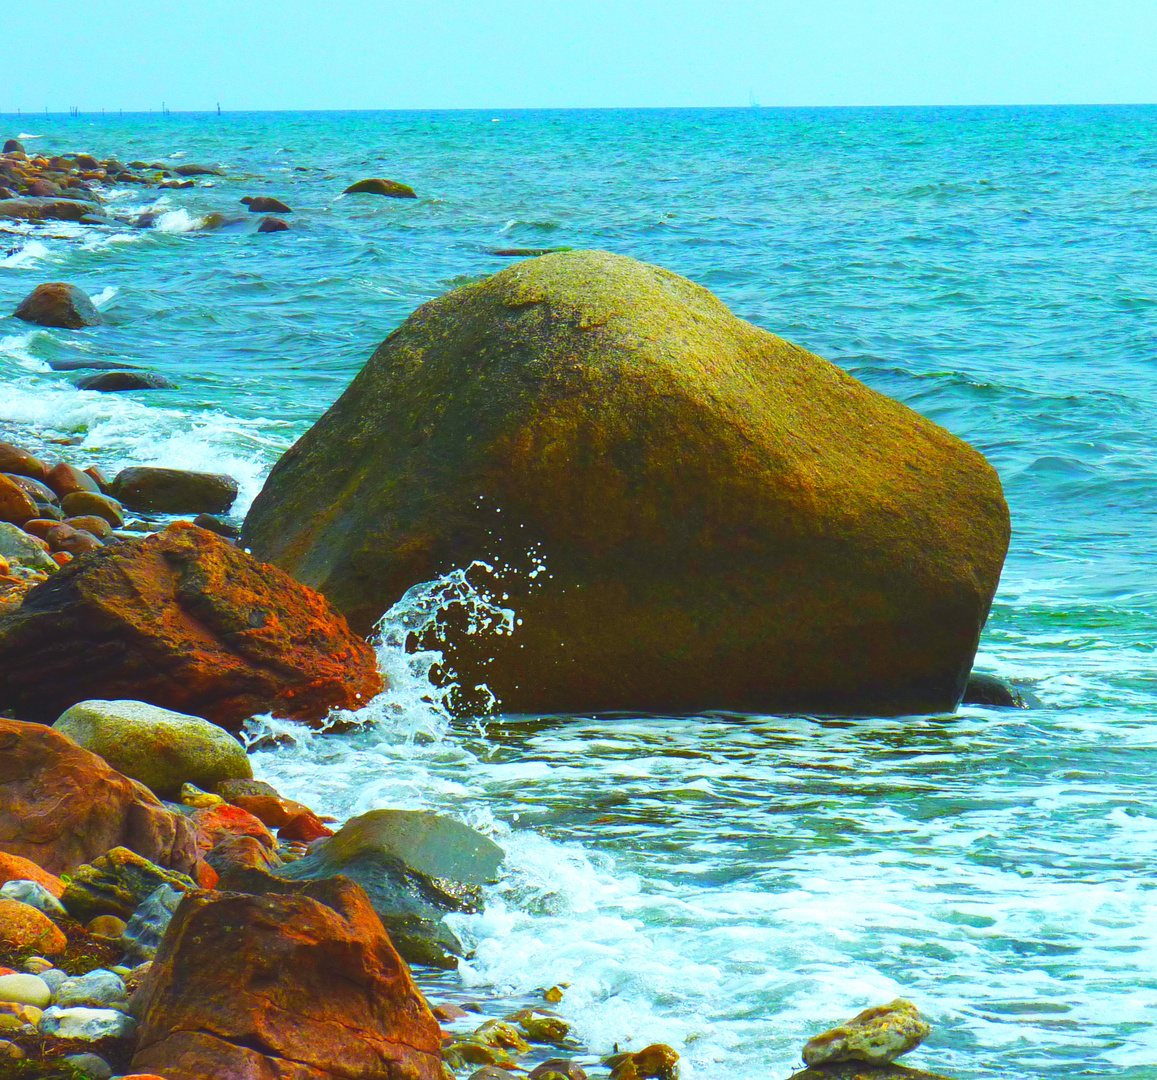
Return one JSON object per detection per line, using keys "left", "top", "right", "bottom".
{"left": 60, "top": 490, "right": 123, "bottom": 526}
{"left": 203, "top": 834, "right": 283, "bottom": 875}
{"left": 1, "top": 472, "right": 55, "bottom": 503}
{"left": 278, "top": 810, "right": 335, "bottom": 843}
{"left": 0, "top": 898, "right": 67, "bottom": 956}
{"left": 13, "top": 282, "right": 104, "bottom": 329}
{"left": 130, "top": 881, "right": 443, "bottom": 1080}
{"left": 0, "top": 475, "right": 38, "bottom": 526}
{"left": 0, "top": 852, "right": 64, "bottom": 897}
{"left": 226, "top": 793, "right": 333, "bottom": 844}
{"left": 46, "top": 461, "right": 100, "bottom": 499}
{"left": 0, "top": 523, "right": 383, "bottom": 729}
{"left": 0, "top": 717, "right": 197, "bottom": 875}
{"left": 45, "top": 522, "right": 103, "bottom": 555}
{"left": 64, "top": 514, "right": 114, "bottom": 538}
{"left": 190, "top": 803, "right": 275, "bottom": 855}
{"left": 84, "top": 465, "right": 112, "bottom": 492}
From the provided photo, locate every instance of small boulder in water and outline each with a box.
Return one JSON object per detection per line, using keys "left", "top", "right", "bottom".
{"left": 962, "top": 671, "right": 1040, "bottom": 709}
{"left": 343, "top": 177, "right": 417, "bottom": 198}
{"left": 174, "top": 163, "right": 223, "bottom": 176}
{"left": 802, "top": 998, "right": 930, "bottom": 1068}
{"left": 242, "top": 196, "right": 292, "bottom": 213}
{"left": 75, "top": 371, "right": 177, "bottom": 392}
{"left": 257, "top": 215, "right": 289, "bottom": 233}
{"left": 3, "top": 139, "right": 24, "bottom": 154}
{"left": 13, "top": 282, "right": 104, "bottom": 329}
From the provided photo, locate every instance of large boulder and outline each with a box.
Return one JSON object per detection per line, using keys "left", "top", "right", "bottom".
{"left": 54, "top": 699, "right": 253, "bottom": 799}
{"left": 271, "top": 809, "right": 504, "bottom": 968}
{"left": 129, "top": 880, "right": 443, "bottom": 1080}
{"left": 0, "top": 717, "right": 197, "bottom": 875}
{"left": 242, "top": 250, "right": 1010, "bottom": 717}
{"left": 0, "top": 523, "right": 383, "bottom": 729}
{"left": 13, "top": 283, "right": 104, "bottom": 328}
{"left": 109, "top": 466, "right": 236, "bottom": 514}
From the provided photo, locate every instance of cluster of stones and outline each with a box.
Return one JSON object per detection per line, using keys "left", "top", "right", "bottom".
{"left": 0, "top": 437, "right": 241, "bottom": 615}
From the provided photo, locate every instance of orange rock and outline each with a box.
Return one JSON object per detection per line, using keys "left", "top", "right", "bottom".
{"left": 45, "top": 461, "right": 100, "bottom": 499}
{"left": 191, "top": 803, "right": 275, "bottom": 855}
{"left": 0, "top": 475, "right": 38, "bottom": 526}
{"left": 0, "top": 442, "right": 49, "bottom": 483}
{"left": 193, "top": 859, "right": 219, "bottom": 889}
{"left": 0, "top": 898, "right": 67, "bottom": 956}
{"left": 0, "top": 523, "right": 383, "bottom": 729}
{"left": 44, "top": 523, "right": 101, "bottom": 555}
{"left": 51, "top": 551, "right": 73, "bottom": 567}
{"left": 203, "top": 834, "right": 282, "bottom": 875}
{"left": 19, "top": 519, "right": 58, "bottom": 541}
{"left": 279, "top": 810, "right": 335, "bottom": 843}
{"left": 0, "top": 717, "right": 197, "bottom": 875}
{"left": 130, "top": 880, "right": 442, "bottom": 1080}
{"left": 227, "top": 793, "right": 333, "bottom": 842}
{"left": 63, "top": 514, "right": 114, "bottom": 538}
{"left": 0, "top": 852, "right": 65, "bottom": 897}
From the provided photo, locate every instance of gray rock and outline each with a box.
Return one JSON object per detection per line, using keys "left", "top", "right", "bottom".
{"left": 110, "top": 466, "right": 238, "bottom": 514}
{"left": 53, "top": 969, "right": 128, "bottom": 1011}
{"left": 47, "top": 359, "right": 139, "bottom": 372}
{"left": 39, "top": 968, "right": 67, "bottom": 994}
{"left": 0, "top": 879, "right": 67, "bottom": 919}
{"left": 121, "top": 883, "right": 183, "bottom": 964}
{"left": 75, "top": 371, "right": 177, "bottom": 392}
{"left": 174, "top": 163, "right": 224, "bottom": 176}
{"left": 271, "top": 809, "right": 504, "bottom": 969}
{"left": 0, "top": 522, "right": 56, "bottom": 571}
{"left": 39, "top": 1006, "right": 135, "bottom": 1040}
{"left": 64, "top": 1053, "right": 112, "bottom": 1079}
{"left": 54, "top": 698, "right": 252, "bottom": 799}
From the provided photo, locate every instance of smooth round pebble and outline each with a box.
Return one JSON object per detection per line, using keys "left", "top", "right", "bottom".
{"left": 21, "top": 956, "right": 53, "bottom": 974}
{"left": 0, "top": 972, "right": 51, "bottom": 1007}
{"left": 65, "top": 1051, "right": 113, "bottom": 1078}
{"left": 39, "top": 968, "right": 67, "bottom": 993}
{"left": 87, "top": 914, "right": 128, "bottom": 938}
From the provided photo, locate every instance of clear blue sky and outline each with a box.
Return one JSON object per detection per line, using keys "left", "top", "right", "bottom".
{"left": 5, "top": 0, "right": 1156, "bottom": 112}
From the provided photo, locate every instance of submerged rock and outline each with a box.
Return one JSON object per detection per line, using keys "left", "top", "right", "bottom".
{"left": 256, "top": 215, "right": 289, "bottom": 233}
{"left": 962, "top": 672, "right": 1040, "bottom": 709}
{"left": 803, "top": 999, "right": 930, "bottom": 1068}
{"left": 0, "top": 198, "right": 108, "bottom": 224}
{"left": 270, "top": 809, "right": 503, "bottom": 968}
{"left": 173, "top": 163, "right": 223, "bottom": 176}
{"left": 242, "top": 196, "right": 292, "bottom": 213}
{"left": 75, "top": 372, "right": 176, "bottom": 392}
{"left": 54, "top": 699, "right": 253, "bottom": 799}
{"left": 0, "top": 718, "right": 197, "bottom": 875}
{"left": 129, "top": 879, "right": 443, "bottom": 1079}
{"left": 344, "top": 177, "right": 417, "bottom": 198}
{"left": 40, "top": 1005, "right": 135, "bottom": 1040}
{"left": 243, "top": 250, "right": 1009, "bottom": 717}
{"left": 0, "top": 524, "right": 383, "bottom": 729}
{"left": 109, "top": 466, "right": 236, "bottom": 514}
{"left": 13, "top": 283, "right": 104, "bottom": 329}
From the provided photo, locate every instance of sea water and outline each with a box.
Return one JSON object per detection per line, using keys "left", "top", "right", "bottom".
{"left": 2, "top": 106, "right": 1156, "bottom": 1079}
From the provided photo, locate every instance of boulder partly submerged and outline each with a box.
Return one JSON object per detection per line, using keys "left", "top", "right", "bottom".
{"left": 343, "top": 177, "right": 417, "bottom": 198}
{"left": 243, "top": 250, "right": 1010, "bottom": 718}
{"left": 0, "top": 198, "right": 108, "bottom": 224}
{"left": 14, "top": 282, "right": 104, "bottom": 329}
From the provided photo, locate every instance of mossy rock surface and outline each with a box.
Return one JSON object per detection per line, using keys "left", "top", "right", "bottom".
{"left": 243, "top": 250, "right": 1009, "bottom": 717}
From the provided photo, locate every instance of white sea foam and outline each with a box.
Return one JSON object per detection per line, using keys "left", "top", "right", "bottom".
{"left": 1, "top": 239, "right": 53, "bottom": 269}
{"left": 154, "top": 208, "right": 206, "bottom": 233}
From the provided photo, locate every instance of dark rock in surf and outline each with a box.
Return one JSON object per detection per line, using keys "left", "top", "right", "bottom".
{"left": 14, "top": 282, "right": 104, "bottom": 329}
{"left": 0, "top": 197, "right": 107, "bottom": 224}
{"left": 3, "top": 139, "right": 24, "bottom": 154}
{"left": 343, "top": 177, "right": 417, "bottom": 198}
{"left": 243, "top": 250, "right": 1011, "bottom": 718}
{"left": 242, "top": 196, "right": 292, "bottom": 213}
{"left": 174, "top": 163, "right": 223, "bottom": 176}
{"left": 962, "top": 672, "right": 1040, "bottom": 709}
{"left": 110, "top": 466, "right": 237, "bottom": 514}
{"left": 256, "top": 215, "right": 289, "bottom": 233}
{"left": 49, "top": 358, "right": 139, "bottom": 372}
{"left": 76, "top": 371, "right": 177, "bottom": 392}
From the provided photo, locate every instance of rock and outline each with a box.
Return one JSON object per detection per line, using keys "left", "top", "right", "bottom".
{"left": 13, "top": 283, "right": 104, "bottom": 329}
{"left": 65, "top": 515, "right": 115, "bottom": 539}
{"left": 40, "top": 1005, "right": 135, "bottom": 1040}
{"left": 223, "top": 791, "right": 332, "bottom": 839}
{"left": 54, "top": 699, "right": 253, "bottom": 799}
{"left": 0, "top": 718, "right": 197, "bottom": 875}
{"left": 191, "top": 512, "right": 239, "bottom": 538}
{"left": 76, "top": 372, "right": 177, "bottom": 392}
{"left": 84, "top": 465, "right": 112, "bottom": 493}
{"left": 86, "top": 915, "right": 127, "bottom": 938}
{"left": 0, "top": 474, "right": 39, "bottom": 525}
{"left": 0, "top": 523, "right": 383, "bottom": 729}
{"left": 0, "top": 854, "right": 64, "bottom": 897}
{"left": 802, "top": 999, "right": 930, "bottom": 1068}
{"left": 276, "top": 807, "right": 334, "bottom": 843}
{"left": 215, "top": 778, "right": 279, "bottom": 800}
{"left": 27, "top": 178, "right": 61, "bottom": 197}
{"left": 606, "top": 1045, "right": 679, "bottom": 1080}
{"left": 474, "top": 1020, "right": 530, "bottom": 1052}
{"left": 54, "top": 968, "right": 127, "bottom": 1010}
{"left": 242, "top": 196, "right": 292, "bottom": 213}
{"left": 257, "top": 215, "right": 290, "bottom": 232}
{"left": 0, "top": 972, "right": 51, "bottom": 1007}
{"left": 178, "top": 783, "right": 224, "bottom": 809}
{"left": 0, "top": 443, "right": 50, "bottom": 483}
{"left": 520, "top": 1014, "right": 570, "bottom": 1044}
{"left": 529, "top": 1062, "right": 587, "bottom": 1080}
{"left": 190, "top": 803, "right": 275, "bottom": 855}
{"left": 46, "top": 462, "right": 100, "bottom": 499}
{"left": 7, "top": 474, "right": 60, "bottom": 504}
{"left": 243, "top": 250, "right": 1010, "bottom": 717}
{"left": 60, "top": 847, "right": 196, "bottom": 923}
{"left": 173, "top": 163, "right": 223, "bottom": 176}
{"left": 45, "top": 523, "right": 103, "bottom": 556}
{"left": 121, "top": 884, "right": 182, "bottom": 964}
{"left": 3, "top": 140, "right": 24, "bottom": 154}
{"left": 470, "top": 1069, "right": 519, "bottom": 1080}
{"left": 109, "top": 467, "right": 236, "bottom": 514}
{"left": 48, "top": 358, "right": 138, "bottom": 372}
{"left": 344, "top": 177, "right": 417, "bottom": 198}
{"left": 0, "top": 197, "right": 108, "bottom": 224}
{"left": 203, "top": 834, "right": 282, "bottom": 876}
{"left": 272, "top": 809, "right": 503, "bottom": 968}
{"left": 790, "top": 1062, "right": 953, "bottom": 1080}
{"left": 74, "top": 154, "right": 99, "bottom": 170}
{"left": 0, "top": 1001, "right": 41, "bottom": 1031}
{"left": 20, "top": 957, "right": 53, "bottom": 974}
{"left": 0, "top": 880, "right": 67, "bottom": 919}
{"left": 0, "top": 898, "right": 67, "bottom": 956}
{"left": 64, "top": 1052, "right": 113, "bottom": 1078}
{"left": 0, "top": 523, "right": 55, "bottom": 570}
{"left": 962, "top": 671, "right": 1040, "bottom": 709}
{"left": 129, "top": 880, "right": 443, "bottom": 1080}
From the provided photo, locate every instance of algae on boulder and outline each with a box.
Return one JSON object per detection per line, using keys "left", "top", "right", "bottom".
{"left": 243, "top": 250, "right": 1010, "bottom": 717}
{"left": 54, "top": 699, "right": 252, "bottom": 799}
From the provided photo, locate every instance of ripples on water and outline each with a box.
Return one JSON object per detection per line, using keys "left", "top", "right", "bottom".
{"left": 2, "top": 106, "right": 1156, "bottom": 1078}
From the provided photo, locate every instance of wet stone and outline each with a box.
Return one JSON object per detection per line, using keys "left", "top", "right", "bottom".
{"left": 803, "top": 999, "right": 930, "bottom": 1068}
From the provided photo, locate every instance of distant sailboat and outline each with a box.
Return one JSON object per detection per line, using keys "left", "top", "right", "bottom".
{"left": 748, "top": 91, "right": 760, "bottom": 108}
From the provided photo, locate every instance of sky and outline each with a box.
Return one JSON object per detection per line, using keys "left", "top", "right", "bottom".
{"left": 4, "top": 0, "right": 1156, "bottom": 112}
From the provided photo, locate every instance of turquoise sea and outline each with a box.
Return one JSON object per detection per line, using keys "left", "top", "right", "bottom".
{"left": 2, "top": 106, "right": 1156, "bottom": 1079}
